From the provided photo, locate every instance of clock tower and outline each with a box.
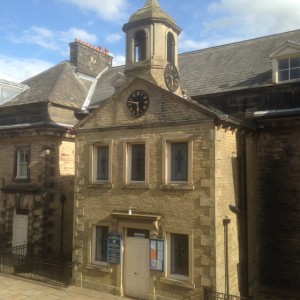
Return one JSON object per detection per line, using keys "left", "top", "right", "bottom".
{"left": 122, "top": 0, "right": 182, "bottom": 94}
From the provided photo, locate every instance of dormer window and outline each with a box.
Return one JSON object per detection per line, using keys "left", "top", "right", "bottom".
{"left": 270, "top": 41, "right": 300, "bottom": 83}
{"left": 278, "top": 57, "right": 300, "bottom": 81}
{"left": 134, "top": 30, "right": 146, "bottom": 62}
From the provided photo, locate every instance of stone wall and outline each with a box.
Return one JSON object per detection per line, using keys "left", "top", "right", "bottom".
{"left": 0, "top": 133, "right": 75, "bottom": 260}
{"left": 74, "top": 121, "right": 241, "bottom": 299}
{"left": 247, "top": 118, "right": 300, "bottom": 299}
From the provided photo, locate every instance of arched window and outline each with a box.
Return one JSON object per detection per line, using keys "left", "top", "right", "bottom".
{"left": 167, "top": 32, "right": 175, "bottom": 64}
{"left": 134, "top": 30, "right": 146, "bottom": 62}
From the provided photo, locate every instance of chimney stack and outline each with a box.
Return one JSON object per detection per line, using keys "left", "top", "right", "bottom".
{"left": 69, "top": 39, "right": 113, "bottom": 78}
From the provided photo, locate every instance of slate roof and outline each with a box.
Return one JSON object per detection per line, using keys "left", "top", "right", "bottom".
{"left": 1, "top": 61, "right": 91, "bottom": 109}
{"left": 86, "top": 30, "right": 300, "bottom": 108}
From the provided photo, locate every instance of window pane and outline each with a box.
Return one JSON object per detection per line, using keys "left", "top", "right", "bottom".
{"left": 97, "top": 146, "right": 109, "bottom": 180}
{"left": 171, "top": 233, "right": 189, "bottom": 277}
{"left": 290, "top": 68, "right": 300, "bottom": 80}
{"left": 278, "top": 70, "right": 289, "bottom": 81}
{"left": 17, "top": 149, "right": 29, "bottom": 178}
{"left": 171, "top": 142, "right": 188, "bottom": 181}
{"left": 290, "top": 57, "right": 300, "bottom": 68}
{"left": 278, "top": 59, "right": 288, "bottom": 70}
{"left": 131, "top": 144, "right": 145, "bottom": 181}
{"left": 95, "top": 226, "right": 108, "bottom": 262}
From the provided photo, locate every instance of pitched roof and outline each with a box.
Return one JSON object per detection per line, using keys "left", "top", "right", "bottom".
{"left": 179, "top": 30, "right": 300, "bottom": 97}
{"left": 86, "top": 30, "right": 300, "bottom": 109}
{"left": 1, "top": 61, "right": 91, "bottom": 109}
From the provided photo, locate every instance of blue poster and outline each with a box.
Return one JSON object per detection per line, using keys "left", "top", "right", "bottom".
{"left": 107, "top": 234, "right": 122, "bottom": 264}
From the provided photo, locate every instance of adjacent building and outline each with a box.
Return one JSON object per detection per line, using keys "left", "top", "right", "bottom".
{"left": 0, "top": 40, "right": 112, "bottom": 260}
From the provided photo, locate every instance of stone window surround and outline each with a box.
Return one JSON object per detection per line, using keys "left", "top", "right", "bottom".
{"left": 14, "top": 146, "right": 31, "bottom": 182}
{"left": 86, "top": 220, "right": 113, "bottom": 273}
{"left": 88, "top": 140, "right": 113, "bottom": 188}
{"left": 123, "top": 137, "right": 150, "bottom": 189}
{"left": 161, "top": 134, "right": 194, "bottom": 190}
{"left": 160, "top": 227, "right": 195, "bottom": 289}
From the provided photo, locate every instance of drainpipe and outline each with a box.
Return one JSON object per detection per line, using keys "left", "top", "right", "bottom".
{"left": 223, "top": 216, "right": 231, "bottom": 297}
{"left": 60, "top": 194, "right": 66, "bottom": 255}
{"left": 237, "top": 132, "right": 249, "bottom": 297}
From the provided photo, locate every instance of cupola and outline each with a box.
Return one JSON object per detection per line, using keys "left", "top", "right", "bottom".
{"left": 122, "top": 0, "right": 182, "bottom": 93}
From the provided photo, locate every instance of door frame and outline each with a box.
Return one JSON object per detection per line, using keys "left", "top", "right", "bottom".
{"left": 123, "top": 228, "right": 150, "bottom": 299}
{"left": 12, "top": 208, "right": 29, "bottom": 248}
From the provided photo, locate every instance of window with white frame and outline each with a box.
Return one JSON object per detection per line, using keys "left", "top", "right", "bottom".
{"left": 15, "top": 148, "right": 30, "bottom": 179}
{"left": 90, "top": 142, "right": 112, "bottom": 185}
{"left": 278, "top": 57, "right": 300, "bottom": 81}
{"left": 92, "top": 225, "right": 109, "bottom": 265}
{"left": 163, "top": 136, "right": 193, "bottom": 187}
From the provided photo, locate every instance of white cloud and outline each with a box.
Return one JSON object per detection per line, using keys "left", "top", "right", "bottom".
{"left": 65, "top": 0, "right": 129, "bottom": 22}
{"left": 105, "top": 33, "right": 122, "bottom": 44}
{"left": 207, "top": 0, "right": 300, "bottom": 37}
{"left": 112, "top": 54, "right": 125, "bottom": 66}
{"left": 0, "top": 54, "right": 53, "bottom": 83}
{"left": 178, "top": 32, "right": 209, "bottom": 52}
{"left": 9, "top": 26, "right": 98, "bottom": 56}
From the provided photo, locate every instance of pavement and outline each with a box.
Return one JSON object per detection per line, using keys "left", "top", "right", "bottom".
{"left": 0, "top": 274, "right": 130, "bottom": 300}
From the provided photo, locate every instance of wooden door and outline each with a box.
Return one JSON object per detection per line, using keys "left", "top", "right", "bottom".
{"left": 124, "top": 236, "right": 149, "bottom": 299}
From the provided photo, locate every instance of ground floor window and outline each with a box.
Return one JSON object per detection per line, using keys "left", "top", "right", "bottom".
{"left": 93, "top": 225, "right": 108, "bottom": 265}
{"left": 170, "top": 233, "right": 189, "bottom": 278}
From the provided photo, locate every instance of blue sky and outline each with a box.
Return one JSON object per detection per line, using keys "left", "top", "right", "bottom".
{"left": 1, "top": 0, "right": 300, "bottom": 82}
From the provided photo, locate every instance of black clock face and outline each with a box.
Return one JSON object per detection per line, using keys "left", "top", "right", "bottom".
{"left": 164, "top": 63, "right": 179, "bottom": 92}
{"left": 127, "top": 90, "right": 150, "bottom": 117}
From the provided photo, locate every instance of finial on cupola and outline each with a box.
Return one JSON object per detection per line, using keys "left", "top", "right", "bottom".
{"left": 144, "top": 0, "right": 160, "bottom": 7}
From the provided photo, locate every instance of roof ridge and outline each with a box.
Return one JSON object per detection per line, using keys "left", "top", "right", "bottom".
{"left": 48, "top": 62, "right": 71, "bottom": 103}
{"left": 179, "top": 29, "right": 300, "bottom": 57}
{"left": 22, "top": 60, "right": 69, "bottom": 84}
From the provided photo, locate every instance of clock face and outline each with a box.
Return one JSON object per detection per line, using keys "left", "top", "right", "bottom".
{"left": 164, "top": 63, "right": 179, "bottom": 92}
{"left": 127, "top": 90, "right": 150, "bottom": 117}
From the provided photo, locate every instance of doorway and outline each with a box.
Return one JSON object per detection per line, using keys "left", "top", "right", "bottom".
{"left": 124, "top": 228, "right": 150, "bottom": 299}
{"left": 12, "top": 209, "right": 28, "bottom": 253}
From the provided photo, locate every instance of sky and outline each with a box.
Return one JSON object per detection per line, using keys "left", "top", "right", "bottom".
{"left": 1, "top": 0, "right": 300, "bottom": 83}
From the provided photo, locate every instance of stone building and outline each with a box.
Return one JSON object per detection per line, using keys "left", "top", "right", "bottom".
{"left": 0, "top": 40, "right": 112, "bottom": 260}
{"left": 73, "top": 0, "right": 244, "bottom": 299}
{"left": 72, "top": 1, "right": 300, "bottom": 300}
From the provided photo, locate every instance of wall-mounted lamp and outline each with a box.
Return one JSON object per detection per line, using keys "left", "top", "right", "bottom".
{"left": 229, "top": 204, "right": 240, "bottom": 215}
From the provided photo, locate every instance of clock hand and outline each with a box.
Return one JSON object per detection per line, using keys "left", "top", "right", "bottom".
{"left": 128, "top": 100, "right": 138, "bottom": 105}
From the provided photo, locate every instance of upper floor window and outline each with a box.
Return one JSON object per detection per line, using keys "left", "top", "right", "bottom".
{"left": 96, "top": 146, "right": 109, "bottom": 181}
{"left": 162, "top": 135, "right": 194, "bottom": 189}
{"left": 90, "top": 141, "right": 113, "bottom": 187}
{"left": 134, "top": 30, "right": 146, "bottom": 62}
{"left": 278, "top": 57, "right": 300, "bottom": 81}
{"left": 171, "top": 142, "right": 188, "bottom": 182}
{"left": 129, "top": 143, "right": 145, "bottom": 182}
{"left": 123, "top": 139, "right": 150, "bottom": 188}
{"left": 167, "top": 32, "right": 175, "bottom": 64}
{"left": 15, "top": 147, "right": 30, "bottom": 180}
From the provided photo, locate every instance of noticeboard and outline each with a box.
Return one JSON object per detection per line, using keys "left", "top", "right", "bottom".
{"left": 150, "top": 239, "right": 164, "bottom": 271}
{"left": 107, "top": 234, "right": 122, "bottom": 264}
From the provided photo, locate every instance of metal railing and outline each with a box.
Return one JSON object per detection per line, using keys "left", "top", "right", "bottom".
{"left": 204, "top": 288, "right": 248, "bottom": 300}
{"left": 0, "top": 245, "right": 72, "bottom": 287}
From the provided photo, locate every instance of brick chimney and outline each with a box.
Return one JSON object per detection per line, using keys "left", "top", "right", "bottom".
{"left": 69, "top": 39, "right": 113, "bottom": 78}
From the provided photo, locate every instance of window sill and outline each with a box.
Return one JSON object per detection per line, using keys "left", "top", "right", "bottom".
{"left": 160, "top": 183, "right": 194, "bottom": 190}
{"left": 123, "top": 183, "right": 151, "bottom": 189}
{"left": 160, "top": 277, "right": 195, "bottom": 289}
{"left": 88, "top": 182, "right": 113, "bottom": 189}
{"left": 85, "top": 264, "right": 112, "bottom": 273}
